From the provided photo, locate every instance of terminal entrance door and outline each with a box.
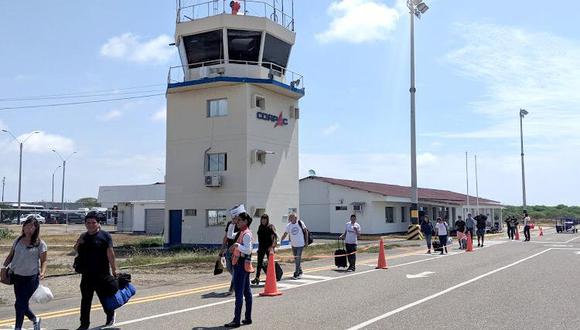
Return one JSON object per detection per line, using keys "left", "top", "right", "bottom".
{"left": 169, "top": 210, "right": 182, "bottom": 245}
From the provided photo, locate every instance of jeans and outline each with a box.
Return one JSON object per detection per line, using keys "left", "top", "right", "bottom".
{"left": 345, "top": 243, "right": 357, "bottom": 269}
{"left": 254, "top": 249, "right": 270, "bottom": 279}
{"left": 80, "top": 274, "right": 114, "bottom": 328}
{"left": 292, "top": 246, "right": 304, "bottom": 277}
{"left": 232, "top": 260, "right": 252, "bottom": 323}
{"left": 439, "top": 235, "right": 448, "bottom": 253}
{"left": 13, "top": 274, "right": 39, "bottom": 329}
{"left": 425, "top": 234, "right": 432, "bottom": 250}
{"left": 524, "top": 225, "right": 531, "bottom": 241}
{"left": 508, "top": 227, "right": 515, "bottom": 239}
{"left": 225, "top": 250, "right": 235, "bottom": 291}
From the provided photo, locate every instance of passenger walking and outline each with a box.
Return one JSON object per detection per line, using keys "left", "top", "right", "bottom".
{"left": 252, "top": 214, "right": 277, "bottom": 285}
{"left": 74, "top": 212, "right": 117, "bottom": 330}
{"left": 280, "top": 213, "right": 308, "bottom": 279}
{"left": 225, "top": 212, "right": 254, "bottom": 328}
{"left": 523, "top": 211, "right": 532, "bottom": 242}
{"left": 221, "top": 205, "right": 243, "bottom": 294}
{"left": 339, "top": 214, "right": 361, "bottom": 272}
{"left": 435, "top": 217, "right": 448, "bottom": 255}
{"left": 455, "top": 216, "right": 467, "bottom": 249}
{"left": 476, "top": 214, "right": 487, "bottom": 247}
{"left": 420, "top": 216, "right": 434, "bottom": 254}
{"left": 466, "top": 213, "right": 476, "bottom": 241}
{"left": 505, "top": 216, "right": 515, "bottom": 240}
{"left": 2, "top": 216, "right": 47, "bottom": 330}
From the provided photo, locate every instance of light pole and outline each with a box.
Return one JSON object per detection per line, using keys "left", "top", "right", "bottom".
{"left": 1, "top": 176, "right": 5, "bottom": 202}
{"left": 51, "top": 165, "right": 61, "bottom": 204}
{"left": 1, "top": 130, "right": 40, "bottom": 218}
{"left": 407, "top": 0, "right": 429, "bottom": 224}
{"left": 519, "top": 109, "right": 528, "bottom": 208}
{"left": 52, "top": 149, "right": 76, "bottom": 211}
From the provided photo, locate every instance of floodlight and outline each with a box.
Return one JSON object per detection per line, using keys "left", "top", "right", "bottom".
{"left": 417, "top": 3, "right": 429, "bottom": 14}
{"left": 520, "top": 109, "right": 529, "bottom": 116}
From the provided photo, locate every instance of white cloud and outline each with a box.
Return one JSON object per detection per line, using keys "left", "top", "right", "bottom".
{"left": 100, "top": 110, "right": 123, "bottom": 121}
{"left": 316, "top": 0, "right": 400, "bottom": 43}
{"left": 322, "top": 123, "right": 340, "bottom": 136}
{"left": 100, "top": 33, "right": 176, "bottom": 64}
{"left": 16, "top": 131, "right": 75, "bottom": 154}
{"left": 440, "top": 23, "right": 580, "bottom": 140}
{"left": 151, "top": 106, "right": 166, "bottom": 122}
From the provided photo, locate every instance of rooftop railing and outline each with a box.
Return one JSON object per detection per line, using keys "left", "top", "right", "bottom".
{"left": 177, "top": 0, "right": 295, "bottom": 31}
{"left": 167, "top": 60, "right": 304, "bottom": 91}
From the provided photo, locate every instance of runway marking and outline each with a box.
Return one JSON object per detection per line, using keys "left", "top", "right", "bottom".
{"left": 564, "top": 236, "right": 580, "bottom": 244}
{"left": 300, "top": 274, "right": 334, "bottom": 280}
{"left": 346, "top": 249, "right": 552, "bottom": 330}
{"left": 406, "top": 271, "right": 435, "bottom": 279}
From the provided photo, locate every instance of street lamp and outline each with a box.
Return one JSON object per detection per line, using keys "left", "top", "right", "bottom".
{"left": 407, "top": 0, "right": 429, "bottom": 224}
{"left": 52, "top": 149, "right": 76, "bottom": 211}
{"left": 51, "top": 165, "right": 61, "bottom": 204}
{"left": 1, "top": 129, "right": 40, "bottom": 218}
{"left": 519, "top": 109, "right": 528, "bottom": 208}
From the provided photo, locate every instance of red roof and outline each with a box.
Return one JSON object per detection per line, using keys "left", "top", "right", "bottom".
{"left": 302, "top": 176, "right": 500, "bottom": 206}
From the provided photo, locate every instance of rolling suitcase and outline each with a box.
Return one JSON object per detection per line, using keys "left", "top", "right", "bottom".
{"left": 335, "top": 238, "right": 348, "bottom": 268}
{"left": 262, "top": 259, "right": 283, "bottom": 281}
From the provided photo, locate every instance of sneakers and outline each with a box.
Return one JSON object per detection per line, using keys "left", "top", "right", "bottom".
{"left": 105, "top": 311, "right": 116, "bottom": 327}
{"left": 251, "top": 278, "right": 260, "bottom": 285}
{"left": 33, "top": 317, "right": 41, "bottom": 330}
{"left": 242, "top": 319, "right": 253, "bottom": 325}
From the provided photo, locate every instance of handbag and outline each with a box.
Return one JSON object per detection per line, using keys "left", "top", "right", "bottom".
{"left": 1, "top": 267, "right": 14, "bottom": 285}
{"left": 213, "top": 258, "right": 224, "bottom": 275}
{"left": 244, "top": 259, "right": 255, "bottom": 273}
{"left": 298, "top": 220, "right": 314, "bottom": 246}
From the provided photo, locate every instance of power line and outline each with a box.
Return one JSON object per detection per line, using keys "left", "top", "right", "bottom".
{"left": 0, "top": 89, "right": 165, "bottom": 102}
{"left": 0, "top": 93, "right": 166, "bottom": 111}
{"left": 0, "top": 83, "right": 166, "bottom": 101}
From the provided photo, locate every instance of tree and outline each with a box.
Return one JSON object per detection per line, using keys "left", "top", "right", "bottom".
{"left": 75, "top": 197, "right": 101, "bottom": 208}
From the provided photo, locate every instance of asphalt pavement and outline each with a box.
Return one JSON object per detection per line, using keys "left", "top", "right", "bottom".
{"left": 1, "top": 228, "right": 579, "bottom": 330}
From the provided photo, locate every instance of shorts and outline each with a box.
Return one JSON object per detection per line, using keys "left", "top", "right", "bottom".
{"left": 477, "top": 228, "right": 485, "bottom": 236}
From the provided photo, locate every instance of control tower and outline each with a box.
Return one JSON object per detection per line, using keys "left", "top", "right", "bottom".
{"left": 165, "top": 0, "right": 305, "bottom": 246}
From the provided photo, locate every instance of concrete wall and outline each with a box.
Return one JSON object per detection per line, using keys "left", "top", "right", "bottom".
{"left": 98, "top": 184, "right": 165, "bottom": 208}
{"left": 117, "top": 201, "right": 165, "bottom": 233}
{"left": 166, "top": 83, "right": 301, "bottom": 245}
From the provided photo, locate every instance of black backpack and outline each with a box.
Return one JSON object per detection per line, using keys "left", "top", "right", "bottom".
{"left": 298, "top": 220, "right": 314, "bottom": 246}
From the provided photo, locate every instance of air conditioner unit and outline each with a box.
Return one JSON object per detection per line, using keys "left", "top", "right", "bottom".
{"left": 204, "top": 175, "right": 222, "bottom": 187}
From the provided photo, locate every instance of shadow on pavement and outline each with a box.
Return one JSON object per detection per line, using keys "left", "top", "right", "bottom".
{"left": 201, "top": 292, "right": 233, "bottom": 299}
{"left": 192, "top": 326, "right": 227, "bottom": 329}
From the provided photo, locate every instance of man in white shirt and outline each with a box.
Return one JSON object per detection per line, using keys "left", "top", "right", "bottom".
{"left": 340, "top": 214, "right": 361, "bottom": 272}
{"left": 280, "top": 213, "right": 306, "bottom": 279}
{"left": 523, "top": 211, "right": 532, "bottom": 242}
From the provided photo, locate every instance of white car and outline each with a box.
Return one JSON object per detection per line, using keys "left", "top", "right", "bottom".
{"left": 19, "top": 214, "right": 46, "bottom": 224}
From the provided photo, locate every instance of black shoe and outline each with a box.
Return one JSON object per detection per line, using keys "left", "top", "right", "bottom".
{"left": 76, "top": 326, "right": 89, "bottom": 330}
{"left": 251, "top": 278, "right": 260, "bottom": 285}
{"left": 242, "top": 319, "right": 253, "bottom": 325}
{"left": 225, "top": 321, "right": 241, "bottom": 328}
{"left": 105, "top": 311, "right": 116, "bottom": 327}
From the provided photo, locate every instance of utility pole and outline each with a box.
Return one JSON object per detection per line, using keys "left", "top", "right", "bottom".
{"left": 1, "top": 176, "right": 5, "bottom": 202}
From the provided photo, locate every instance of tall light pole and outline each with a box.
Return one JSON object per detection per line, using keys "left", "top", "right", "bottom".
{"left": 1, "top": 176, "right": 5, "bottom": 202}
{"left": 407, "top": 0, "right": 429, "bottom": 224}
{"left": 1, "top": 130, "right": 40, "bottom": 218}
{"left": 52, "top": 149, "right": 76, "bottom": 211}
{"left": 519, "top": 109, "right": 528, "bottom": 208}
{"left": 51, "top": 165, "right": 61, "bottom": 204}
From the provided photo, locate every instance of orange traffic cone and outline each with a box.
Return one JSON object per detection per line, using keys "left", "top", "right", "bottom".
{"left": 539, "top": 227, "right": 544, "bottom": 237}
{"left": 376, "top": 238, "right": 388, "bottom": 269}
{"left": 259, "top": 253, "right": 282, "bottom": 297}
{"left": 515, "top": 226, "right": 520, "bottom": 240}
{"left": 466, "top": 234, "right": 474, "bottom": 252}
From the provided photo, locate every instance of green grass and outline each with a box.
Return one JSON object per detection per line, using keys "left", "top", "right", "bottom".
{"left": 118, "top": 250, "right": 218, "bottom": 268}
{"left": 117, "top": 236, "right": 164, "bottom": 249}
{"left": 0, "top": 227, "right": 14, "bottom": 240}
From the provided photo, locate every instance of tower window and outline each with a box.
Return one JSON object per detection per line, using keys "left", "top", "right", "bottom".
{"left": 207, "top": 153, "right": 227, "bottom": 172}
{"left": 262, "top": 33, "right": 291, "bottom": 71}
{"left": 207, "top": 99, "right": 228, "bottom": 117}
{"left": 228, "top": 29, "right": 261, "bottom": 63}
{"left": 183, "top": 30, "right": 224, "bottom": 67}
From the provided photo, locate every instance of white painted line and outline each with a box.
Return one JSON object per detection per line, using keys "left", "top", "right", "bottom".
{"left": 277, "top": 283, "right": 300, "bottom": 289}
{"left": 346, "top": 249, "right": 552, "bottom": 330}
{"left": 564, "top": 236, "right": 580, "bottom": 244}
{"left": 283, "top": 279, "right": 317, "bottom": 284}
{"left": 406, "top": 271, "right": 435, "bottom": 279}
{"left": 300, "top": 274, "right": 335, "bottom": 280}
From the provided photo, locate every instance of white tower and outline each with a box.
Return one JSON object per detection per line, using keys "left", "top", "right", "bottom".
{"left": 165, "top": 0, "right": 304, "bottom": 246}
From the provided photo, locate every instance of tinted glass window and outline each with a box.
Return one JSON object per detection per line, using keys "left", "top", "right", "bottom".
{"left": 228, "top": 30, "right": 261, "bottom": 63}
{"left": 183, "top": 30, "right": 224, "bottom": 67}
{"left": 262, "top": 34, "right": 291, "bottom": 70}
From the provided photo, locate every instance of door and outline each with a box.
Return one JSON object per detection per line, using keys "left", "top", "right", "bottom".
{"left": 145, "top": 209, "right": 165, "bottom": 235}
{"left": 169, "top": 210, "right": 182, "bottom": 245}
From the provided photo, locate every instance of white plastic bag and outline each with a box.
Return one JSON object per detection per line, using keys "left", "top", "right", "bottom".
{"left": 32, "top": 284, "right": 54, "bottom": 304}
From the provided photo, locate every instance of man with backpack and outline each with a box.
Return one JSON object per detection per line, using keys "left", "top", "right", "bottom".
{"left": 476, "top": 214, "right": 488, "bottom": 247}
{"left": 280, "top": 213, "right": 310, "bottom": 279}
{"left": 339, "top": 214, "right": 361, "bottom": 272}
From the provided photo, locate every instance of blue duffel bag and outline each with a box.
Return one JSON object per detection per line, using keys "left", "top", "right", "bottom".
{"left": 103, "top": 283, "right": 136, "bottom": 311}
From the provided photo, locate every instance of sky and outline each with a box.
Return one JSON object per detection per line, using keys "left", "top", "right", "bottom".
{"left": 0, "top": 0, "right": 579, "bottom": 206}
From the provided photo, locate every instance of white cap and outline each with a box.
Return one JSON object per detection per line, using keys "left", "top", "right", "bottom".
{"left": 229, "top": 204, "right": 246, "bottom": 218}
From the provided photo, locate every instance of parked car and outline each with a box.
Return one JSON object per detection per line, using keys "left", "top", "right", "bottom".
{"left": 66, "top": 212, "right": 85, "bottom": 224}
{"left": 19, "top": 214, "right": 46, "bottom": 224}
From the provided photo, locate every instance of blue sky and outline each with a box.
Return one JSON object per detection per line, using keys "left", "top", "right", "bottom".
{"left": 1, "top": 0, "right": 579, "bottom": 206}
